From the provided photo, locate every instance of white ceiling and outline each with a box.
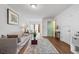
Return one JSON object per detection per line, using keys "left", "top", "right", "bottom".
{"left": 8, "top": 4, "right": 72, "bottom": 18}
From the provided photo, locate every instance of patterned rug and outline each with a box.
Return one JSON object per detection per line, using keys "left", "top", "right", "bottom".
{"left": 24, "top": 37, "right": 59, "bottom": 54}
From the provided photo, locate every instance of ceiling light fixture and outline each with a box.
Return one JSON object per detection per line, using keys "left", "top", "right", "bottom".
{"left": 30, "top": 4, "right": 37, "bottom": 8}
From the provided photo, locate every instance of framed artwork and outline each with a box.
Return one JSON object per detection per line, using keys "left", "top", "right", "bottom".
{"left": 7, "top": 8, "right": 19, "bottom": 25}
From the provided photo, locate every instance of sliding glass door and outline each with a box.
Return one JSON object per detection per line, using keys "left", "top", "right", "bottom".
{"left": 47, "top": 20, "right": 56, "bottom": 37}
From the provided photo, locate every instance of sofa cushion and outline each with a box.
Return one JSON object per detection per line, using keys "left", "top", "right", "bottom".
{"left": 7, "top": 35, "right": 18, "bottom": 38}
{"left": 7, "top": 35, "right": 21, "bottom": 43}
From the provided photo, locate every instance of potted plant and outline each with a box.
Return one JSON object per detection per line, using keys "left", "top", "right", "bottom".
{"left": 33, "top": 31, "right": 36, "bottom": 40}
{"left": 31, "top": 31, "right": 37, "bottom": 45}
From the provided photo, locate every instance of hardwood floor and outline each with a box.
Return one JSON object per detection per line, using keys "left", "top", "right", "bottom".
{"left": 43, "top": 36, "right": 73, "bottom": 54}
{"left": 19, "top": 36, "right": 73, "bottom": 54}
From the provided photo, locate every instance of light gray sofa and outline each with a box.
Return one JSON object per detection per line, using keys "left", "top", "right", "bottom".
{"left": 0, "top": 34, "right": 32, "bottom": 54}
{"left": 0, "top": 38, "right": 17, "bottom": 54}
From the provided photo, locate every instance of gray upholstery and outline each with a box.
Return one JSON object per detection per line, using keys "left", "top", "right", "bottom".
{"left": 0, "top": 34, "right": 32, "bottom": 54}
{"left": 0, "top": 38, "right": 17, "bottom": 54}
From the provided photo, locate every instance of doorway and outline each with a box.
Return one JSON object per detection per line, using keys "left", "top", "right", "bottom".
{"left": 30, "top": 24, "right": 40, "bottom": 38}
{"left": 47, "top": 20, "right": 56, "bottom": 38}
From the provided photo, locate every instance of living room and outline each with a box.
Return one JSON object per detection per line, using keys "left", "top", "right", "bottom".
{"left": 0, "top": 4, "right": 79, "bottom": 54}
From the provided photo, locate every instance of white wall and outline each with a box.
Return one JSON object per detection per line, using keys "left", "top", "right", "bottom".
{"left": 42, "top": 19, "right": 48, "bottom": 36}
{"left": 0, "top": 4, "right": 42, "bottom": 37}
{"left": 0, "top": 5, "right": 21, "bottom": 36}
{"left": 55, "top": 5, "right": 79, "bottom": 52}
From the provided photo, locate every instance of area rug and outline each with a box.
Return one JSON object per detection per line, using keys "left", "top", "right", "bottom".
{"left": 24, "top": 37, "right": 59, "bottom": 54}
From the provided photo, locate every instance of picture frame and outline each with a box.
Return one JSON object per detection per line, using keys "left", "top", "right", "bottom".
{"left": 7, "top": 8, "right": 19, "bottom": 25}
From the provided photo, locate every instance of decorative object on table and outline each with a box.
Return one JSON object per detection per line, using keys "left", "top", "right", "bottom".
{"left": 7, "top": 8, "right": 19, "bottom": 25}
{"left": 1, "top": 35, "right": 6, "bottom": 38}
